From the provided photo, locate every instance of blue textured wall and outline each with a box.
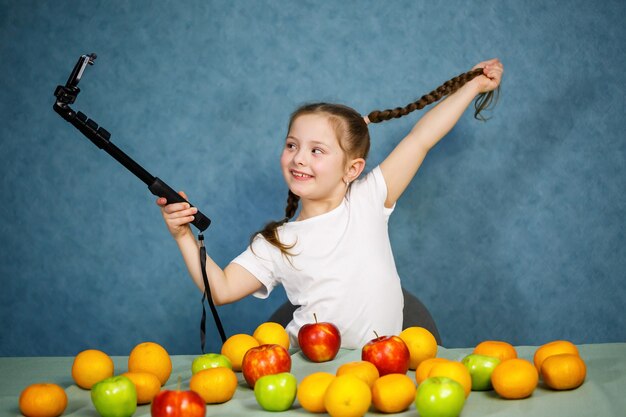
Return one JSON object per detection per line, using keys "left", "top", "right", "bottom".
{"left": 1, "top": 1, "right": 624, "bottom": 356}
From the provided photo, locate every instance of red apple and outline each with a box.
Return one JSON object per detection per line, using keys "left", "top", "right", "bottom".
{"left": 241, "top": 344, "right": 292, "bottom": 388}
{"left": 297, "top": 314, "right": 341, "bottom": 362}
{"left": 151, "top": 386, "right": 205, "bottom": 417}
{"left": 362, "top": 334, "right": 410, "bottom": 376}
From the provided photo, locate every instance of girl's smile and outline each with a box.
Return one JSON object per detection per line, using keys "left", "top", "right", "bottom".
{"left": 290, "top": 169, "right": 314, "bottom": 181}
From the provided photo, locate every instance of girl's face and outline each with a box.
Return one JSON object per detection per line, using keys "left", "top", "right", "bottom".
{"left": 281, "top": 113, "right": 348, "bottom": 204}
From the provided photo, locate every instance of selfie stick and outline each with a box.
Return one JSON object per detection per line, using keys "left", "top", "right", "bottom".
{"left": 53, "top": 53, "right": 226, "bottom": 349}
{"left": 53, "top": 53, "right": 211, "bottom": 232}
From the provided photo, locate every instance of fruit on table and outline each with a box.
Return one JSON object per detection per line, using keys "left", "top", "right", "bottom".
{"left": 72, "top": 349, "right": 115, "bottom": 389}
{"left": 221, "top": 333, "right": 260, "bottom": 371}
{"left": 361, "top": 334, "right": 410, "bottom": 376}
{"left": 491, "top": 358, "right": 539, "bottom": 399}
{"left": 128, "top": 341, "right": 172, "bottom": 386}
{"left": 416, "top": 357, "right": 450, "bottom": 384}
{"left": 540, "top": 353, "right": 586, "bottom": 390}
{"left": 461, "top": 353, "right": 501, "bottom": 391}
{"left": 191, "top": 353, "right": 232, "bottom": 374}
{"left": 371, "top": 373, "right": 416, "bottom": 413}
{"left": 241, "top": 344, "right": 292, "bottom": 388}
{"left": 297, "top": 372, "right": 336, "bottom": 413}
{"left": 399, "top": 326, "right": 438, "bottom": 370}
{"left": 254, "top": 321, "right": 290, "bottom": 350}
{"left": 254, "top": 372, "right": 297, "bottom": 412}
{"left": 415, "top": 376, "right": 466, "bottom": 417}
{"left": 298, "top": 314, "right": 341, "bottom": 362}
{"left": 121, "top": 371, "right": 161, "bottom": 404}
{"left": 189, "top": 367, "right": 238, "bottom": 404}
{"left": 19, "top": 383, "right": 68, "bottom": 417}
{"left": 90, "top": 376, "right": 137, "bottom": 417}
{"left": 428, "top": 360, "right": 472, "bottom": 398}
{"left": 533, "top": 340, "right": 580, "bottom": 372}
{"left": 324, "top": 374, "right": 372, "bottom": 417}
{"left": 151, "top": 385, "right": 206, "bottom": 417}
{"left": 473, "top": 340, "right": 517, "bottom": 363}
{"left": 336, "top": 360, "right": 379, "bottom": 388}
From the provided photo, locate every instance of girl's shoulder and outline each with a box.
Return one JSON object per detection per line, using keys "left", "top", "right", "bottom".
{"left": 350, "top": 165, "right": 389, "bottom": 205}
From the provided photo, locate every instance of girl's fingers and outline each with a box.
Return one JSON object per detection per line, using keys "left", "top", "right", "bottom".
{"left": 163, "top": 202, "right": 194, "bottom": 214}
{"left": 169, "top": 215, "right": 195, "bottom": 227}
{"left": 478, "top": 60, "right": 503, "bottom": 91}
{"left": 165, "top": 206, "right": 198, "bottom": 218}
{"left": 485, "top": 62, "right": 503, "bottom": 75}
{"left": 156, "top": 191, "right": 188, "bottom": 207}
{"left": 472, "top": 58, "right": 499, "bottom": 71}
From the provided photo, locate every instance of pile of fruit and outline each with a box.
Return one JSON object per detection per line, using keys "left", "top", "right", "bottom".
{"left": 18, "top": 318, "right": 587, "bottom": 417}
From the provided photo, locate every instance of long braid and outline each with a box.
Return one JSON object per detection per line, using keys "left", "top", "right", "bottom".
{"left": 284, "top": 190, "right": 300, "bottom": 220}
{"left": 367, "top": 68, "right": 498, "bottom": 123}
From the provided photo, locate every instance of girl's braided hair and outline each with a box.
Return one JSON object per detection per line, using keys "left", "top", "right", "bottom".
{"left": 251, "top": 67, "right": 499, "bottom": 256}
{"left": 367, "top": 67, "right": 498, "bottom": 123}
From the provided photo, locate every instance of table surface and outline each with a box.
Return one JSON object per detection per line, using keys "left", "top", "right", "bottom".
{"left": 1, "top": 343, "right": 625, "bottom": 416}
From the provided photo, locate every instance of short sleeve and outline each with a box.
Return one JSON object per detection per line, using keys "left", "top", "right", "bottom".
{"left": 230, "top": 235, "right": 279, "bottom": 299}
{"left": 352, "top": 165, "right": 395, "bottom": 218}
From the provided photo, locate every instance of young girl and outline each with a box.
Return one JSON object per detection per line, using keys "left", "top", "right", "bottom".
{"left": 157, "top": 59, "right": 503, "bottom": 348}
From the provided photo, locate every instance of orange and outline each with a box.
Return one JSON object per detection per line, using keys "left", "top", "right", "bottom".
{"left": 533, "top": 340, "right": 579, "bottom": 372}
{"left": 324, "top": 374, "right": 372, "bottom": 417}
{"left": 415, "top": 357, "right": 449, "bottom": 384}
{"left": 253, "top": 322, "right": 290, "bottom": 350}
{"left": 336, "top": 361, "right": 379, "bottom": 388}
{"left": 221, "top": 334, "right": 260, "bottom": 371}
{"left": 473, "top": 340, "right": 517, "bottom": 363}
{"left": 297, "top": 372, "right": 336, "bottom": 413}
{"left": 371, "top": 373, "right": 416, "bottom": 414}
{"left": 399, "top": 327, "right": 438, "bottom": 370}
{"left": 71, "top": 349, "right": 114, "bottom": 389}
{"left": 19, "top": 383, "right": 68, "bottom": 417}
{"left": 428, "top": 361, "right": 472, "bottom": 397}
{"left": 491, "top": 358, "right": 538, "bottom": 399}
{"left": 121, "top": 371, "right": 161, "bottom": 404}
{"left": 189, "top": 367, "right": 238, "bottom": 404}
{"left": 540, "top": 353, "right": 586, "bottom": 390}
{"left": 128, "top": 342, "right": 172, "bottom": 385}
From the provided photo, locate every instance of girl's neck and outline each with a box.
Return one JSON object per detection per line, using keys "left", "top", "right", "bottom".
{"left": 296, "top": 195, "right": 345, "bottom": 221}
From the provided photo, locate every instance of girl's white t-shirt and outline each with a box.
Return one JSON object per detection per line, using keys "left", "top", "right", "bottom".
{"left": 231, "top": 166, "right": 403, "bottom": 348}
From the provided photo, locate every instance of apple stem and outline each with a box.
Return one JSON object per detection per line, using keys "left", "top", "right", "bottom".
{"left": 314, "top": 313, "right": 318, "bottom": 324}
{"left": 373, "top": 330, "right": 379, "bottom": 338}
{"left": 177, "top": 375, "right": 182, "bottom": 391}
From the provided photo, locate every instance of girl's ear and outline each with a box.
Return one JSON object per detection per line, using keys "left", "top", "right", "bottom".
{"left": 344, "top": 158, "right": 366, "bottom": 184}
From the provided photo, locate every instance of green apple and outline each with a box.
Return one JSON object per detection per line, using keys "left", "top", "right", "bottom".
{"left": 415, "top": 377, "right": 465, "bottom": 417}
{"left": 91, "top": 375, "right": 137, "bottom": 417}
{"left": 461, "top": 353, "right": 501, "bottom": 391}
{"left": 191, "top": 353, "right": 233, "bottom": 374}
{"left": 253, "top": 372, "right": 297, "bottom": 412}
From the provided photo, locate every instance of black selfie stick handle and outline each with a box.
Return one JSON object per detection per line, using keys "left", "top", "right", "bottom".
{"left": 148, "top": 178, "right": 211, "bottom": 231}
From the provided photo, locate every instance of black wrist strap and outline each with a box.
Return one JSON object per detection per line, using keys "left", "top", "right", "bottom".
{"left": 198, "top": 233, "right": 227, "bottom": 352}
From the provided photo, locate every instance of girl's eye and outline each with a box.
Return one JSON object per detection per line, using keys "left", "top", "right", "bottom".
{"left": 286, "top": 143, "right": 296, "bottom": 150}
{"left": 312, "top": 148, "right": 323, "bottom": 154}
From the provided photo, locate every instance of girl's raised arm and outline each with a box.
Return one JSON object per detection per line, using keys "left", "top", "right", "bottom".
{"left": 378, "top": 59, "right": 503, "bottom": 208}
